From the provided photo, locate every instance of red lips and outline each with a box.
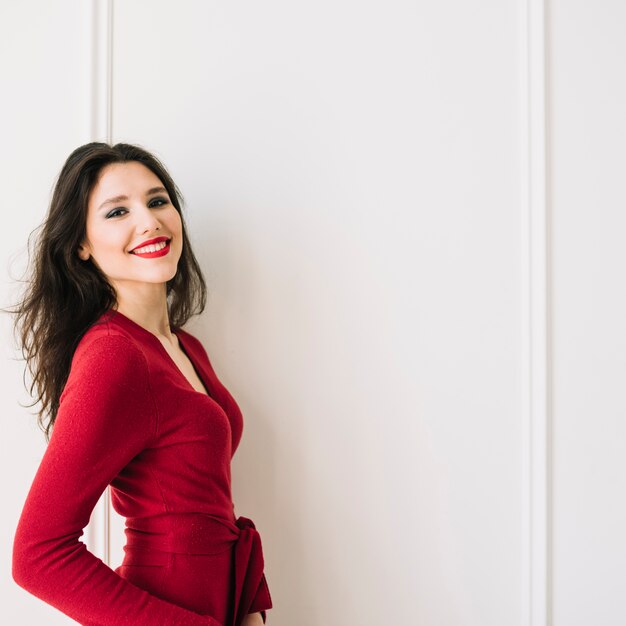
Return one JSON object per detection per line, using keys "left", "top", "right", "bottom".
{"left": 130, "top": 236, "right": 171, "bottom": 252}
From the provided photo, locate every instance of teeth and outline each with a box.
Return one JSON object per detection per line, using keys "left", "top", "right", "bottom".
{"left": 133, "top": 240, "right": 168, "bottom": 254}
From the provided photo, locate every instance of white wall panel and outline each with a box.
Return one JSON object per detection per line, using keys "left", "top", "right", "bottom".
{"left": 549, "top": 2, "right": 626, "bottom": 625}
{"left": 112, "top": 2, "right": 523, "bottom": 625}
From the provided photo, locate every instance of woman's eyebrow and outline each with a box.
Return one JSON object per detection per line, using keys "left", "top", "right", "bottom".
{"left": 98, "top": 187, "right": 168, "bottom": 211}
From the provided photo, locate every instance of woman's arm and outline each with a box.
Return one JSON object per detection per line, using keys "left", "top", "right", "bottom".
{"left": 12, "top": 333, "right": 220, "bottom": 625}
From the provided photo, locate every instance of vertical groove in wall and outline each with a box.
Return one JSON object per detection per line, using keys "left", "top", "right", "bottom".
{"left": 106, "top": 0, "right": 114, "bottom": 144}
{"left": 91, "top": 0, "right": 113, "bottom": 142}
{"left": 543, "top": 1, "right": 553, "bottom": 622}
{"left": 520, "top": 0, "right": 550, "bottom": 624}
{"left": 90, "top": 0, "right": 114, "bottom": 567}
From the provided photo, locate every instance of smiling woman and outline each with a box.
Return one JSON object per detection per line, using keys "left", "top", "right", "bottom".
{"left": 7, "top": 142, "right": 272, "bottom": 626}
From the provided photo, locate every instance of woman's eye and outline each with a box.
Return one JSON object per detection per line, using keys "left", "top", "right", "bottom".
{"left": 105, "top": 198, "right": 168, "bottom": 218}
{"left": 106, "top": 208, "right": 127, "bottom": 218}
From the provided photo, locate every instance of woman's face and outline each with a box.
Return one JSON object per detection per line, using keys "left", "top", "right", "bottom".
{"left": 79, "top": 161, "right": 183, "bottom": 296}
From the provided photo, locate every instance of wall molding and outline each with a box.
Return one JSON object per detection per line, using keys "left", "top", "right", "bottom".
{"left": 520, "top": 0, "right": 550, "bottom": 624}
{"left": 85, "top": 0, "right": 114, "bottom": 568}
{"left": 92, "top": 0, "right": 113, "bottom": 143}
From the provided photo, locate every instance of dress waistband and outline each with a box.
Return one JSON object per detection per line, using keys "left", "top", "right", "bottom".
{"left": 125, "top": 512, "right": 243, "bottom": 555}
{"left": 123, "top": 512, "right": 267, "bottom": 626}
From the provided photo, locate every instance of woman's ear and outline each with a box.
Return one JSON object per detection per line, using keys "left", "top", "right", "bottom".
{"left": 77, "top": 243, "right": 90, "bottom": 262}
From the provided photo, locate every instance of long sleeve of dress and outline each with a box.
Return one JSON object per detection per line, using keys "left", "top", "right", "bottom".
{"left": 12, "top": 333, "right": 221, "bottom": 626}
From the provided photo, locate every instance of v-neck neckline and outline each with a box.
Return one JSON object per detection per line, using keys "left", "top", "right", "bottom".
{"left": 107, "top": 309, "right": 212, "bottom": 398}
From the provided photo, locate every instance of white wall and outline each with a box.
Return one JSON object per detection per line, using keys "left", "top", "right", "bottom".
{"left": 549, "top": 2, "right": 626, "bottom": 625}
{"left": 2, "top": 1, "right": 623, "bottom": 625}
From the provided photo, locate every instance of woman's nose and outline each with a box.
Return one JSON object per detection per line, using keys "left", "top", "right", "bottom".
{"left": 134, "top": 204, "right": 163, "bottom": 232}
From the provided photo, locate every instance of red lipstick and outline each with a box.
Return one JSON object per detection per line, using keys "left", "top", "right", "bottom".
{"left": 130, "top": 237, "right": 171, "bottom": 258}
{"left": 130, "top": 236, "right": 170, "bottom": 252}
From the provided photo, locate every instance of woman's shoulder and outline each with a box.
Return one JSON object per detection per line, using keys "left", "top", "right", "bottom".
{"left": 60, "top": 315, "right": 152, "bottom": 403}
{"left": 72, "top": 312, "right": 147, "bottom": 366}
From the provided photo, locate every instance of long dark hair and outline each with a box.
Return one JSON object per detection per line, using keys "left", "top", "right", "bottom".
{"left": 5, "top": 142, "right": 207, "bottom": 442}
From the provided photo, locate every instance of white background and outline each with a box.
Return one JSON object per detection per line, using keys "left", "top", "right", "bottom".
{"left": 1, "top": 1, "right": 624, "bottom": 625}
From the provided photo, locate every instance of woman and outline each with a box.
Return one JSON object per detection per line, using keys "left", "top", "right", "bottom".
{"left": 10, "top": 142, "right": 273, "bottom": 625}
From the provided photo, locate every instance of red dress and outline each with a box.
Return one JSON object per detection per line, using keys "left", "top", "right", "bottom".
{"left": 12, "top": 309, "right": 273, "bottom": 625}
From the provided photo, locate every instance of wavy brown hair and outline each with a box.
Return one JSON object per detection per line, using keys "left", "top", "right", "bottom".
{"left": 5, "top": 142, "right": 207, "bottom": 442}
